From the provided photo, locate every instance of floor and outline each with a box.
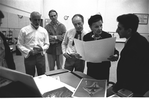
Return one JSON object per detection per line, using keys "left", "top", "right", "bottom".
{"left": 13, "top": 43, "right": 124, "bottom": 83}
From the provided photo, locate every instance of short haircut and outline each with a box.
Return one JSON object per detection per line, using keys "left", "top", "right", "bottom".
{"left": 0, "top": 10, "right": 4, "bottom": 18}
{"left": 88, "top": 14, "right": 103, "bottom": 27}
{"left": 48, "top": 9, "right": 58, "bottom": 16}
{"left": 117, "top": 14, "right": 139, "bottom": 32}
{"left": 30, "top": 11, "right": 41, "bottom": 18}
{"left": 72, "top": 14, "right": 84, "bottom": 23}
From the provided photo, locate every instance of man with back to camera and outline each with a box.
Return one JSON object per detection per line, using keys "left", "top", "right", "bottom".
{"left": 62, "top": 14, "right": 86, "bottom": 72}
{"left": 0, "top": 10, "right": 16, "bottom": 70}
{"left": 45, "top": 10, "right": 66, "bottom": 71}
{"left": 107, "top": 13, "right": 149, "bottom": 97}
{"left": 17, "top": 11, "right": 49, "bottom": 77}
{"left": 0, "top": 10, "right": 16, "bottom": 88}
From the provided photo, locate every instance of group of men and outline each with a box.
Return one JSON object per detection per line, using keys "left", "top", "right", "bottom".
{"left": 0, "top": 9, "right": 149, "bottom": 97}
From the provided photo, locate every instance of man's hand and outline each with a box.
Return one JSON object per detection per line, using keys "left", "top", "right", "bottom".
{"left": 29, "top": 45, "right": 43, "bottom": 56}
{"left": 63, "top": 52, "right": 82, "bottom": 59}
{"left": 29, "top": 50, "right": 35, "bottom": 55}
{"left": 63, "top": 53, "right": 72, "bottom": 59}
{"left": 73, "top": 53, "right": 82, "bottom": 59}
{"left": 69, "top": 53, "right": 82, "bottom": 59}
{"left": 33, "top": 45, "right": 43, "bottom": 53}
{"left": 107, "top": 54, "right": 119, "bottom": 62}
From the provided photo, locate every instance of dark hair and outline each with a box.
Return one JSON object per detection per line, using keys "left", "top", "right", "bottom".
{"left": 72, "top": 14, "right": 84, "bottom": 23}
{"left": 117, "top": 14, "right": 139, "bottom": 32}
{"left": 0, "top": 10, "right": 4, "bottom": 18}
{"left": 88, "top": 14, "right": 103, "bottom": 27}
{"left": 48, "top": 9, "right": 58, "bottom": 16}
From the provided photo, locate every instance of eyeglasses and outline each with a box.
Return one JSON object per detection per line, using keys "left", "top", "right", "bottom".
{"left": 50, "top": 15, "right": 57, "bottom": 17}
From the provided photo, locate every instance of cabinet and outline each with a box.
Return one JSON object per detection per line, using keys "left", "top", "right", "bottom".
{"left": 0, "top": 11, "right": 30, "bottom": 52}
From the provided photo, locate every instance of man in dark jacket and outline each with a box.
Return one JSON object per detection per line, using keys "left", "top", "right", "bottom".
{"left": 0, "top": 10, "right": 15, "bottom": 70}
{"left": 107, "top": 14, "right": 149, "bottom": 97}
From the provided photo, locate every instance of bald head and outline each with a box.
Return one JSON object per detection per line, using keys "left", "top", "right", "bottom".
{"left": 30, "top": 11, "right": 41, "bottom": 18}
{"left": 72, "top": 14, "right": 84, "bottom": 31}
{"left": 30, "top": 11, "right": 41, "bottom": 29}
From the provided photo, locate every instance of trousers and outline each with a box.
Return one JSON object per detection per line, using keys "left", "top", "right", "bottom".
{"left": 64, "top": 58, "right": 85, "bottom": 72}
{"left": 47, "top": 54, "right": 63, "bottom": 71}
{"left": 24, "top": 53, "right": 45, "bottom": 77}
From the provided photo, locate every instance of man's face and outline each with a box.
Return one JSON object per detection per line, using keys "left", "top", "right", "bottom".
{"left": 72, "top": 16, "right": 83, "bottom": 32}
{"left": 0, "top": 18, "right": 2, "bottom": 26}
{"left": 116, "top": 23, "right": 129, "bottom": 38}
{"left": 49, "top": 12, "right": 57, "bottom": 22}
{"left": 30, "top": 15, "right": 41, "bottom": 28}
{"left": 90, "top": 20, "right": 102, "bottom": 35}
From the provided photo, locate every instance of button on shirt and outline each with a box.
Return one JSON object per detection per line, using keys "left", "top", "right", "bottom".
{"left": 17, "top": 24, "right": 49, "bottom": 58}
{"left": 62, "top": 29, "right": 86, "bottom": 54}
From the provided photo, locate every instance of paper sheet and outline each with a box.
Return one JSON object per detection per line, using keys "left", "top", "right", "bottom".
{"left": 34, "top": 75, "right": 75, "bottom": 95}
{"left": 74, "top": 37, "right": 116, "bottom": 63}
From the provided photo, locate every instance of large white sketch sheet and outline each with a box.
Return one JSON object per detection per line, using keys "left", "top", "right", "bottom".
{"left": 74, "top": 37, "right": 116, "bottom": 63}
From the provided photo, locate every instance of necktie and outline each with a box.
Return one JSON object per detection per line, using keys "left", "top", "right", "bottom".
{"left": 75, "top": 31, "right": 81, "bottom": 40}
{"left": 72, "top": 31, "right": 81, "bottom": 46}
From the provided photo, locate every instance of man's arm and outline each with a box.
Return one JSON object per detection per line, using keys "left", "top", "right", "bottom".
{"left": 17, "top": 29, "right": 30, "bottom": 58}
{"left": 42, "top": 29, "right": 50, "bottom": 52}
{"left": 61, "top": 31, "right": 72, "bottom": 59}
{"left": 51, "top": 24, "right": 66, "bottom": 42}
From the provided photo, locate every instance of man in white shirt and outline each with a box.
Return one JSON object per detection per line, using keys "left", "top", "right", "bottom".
{"left": 17, "top": 11, "right": 49, "bottom": 77}
{"left": 62, "top": 14, "right": 86, "bottom": 72}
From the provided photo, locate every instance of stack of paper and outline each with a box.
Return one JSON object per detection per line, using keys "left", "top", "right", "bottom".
{"left": 34, "top": 75, "right": 75, "bottom": 97}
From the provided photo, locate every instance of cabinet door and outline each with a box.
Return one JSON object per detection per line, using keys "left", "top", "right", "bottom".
{"left": 7, "top": 13, "right": 18, "bottom": 28}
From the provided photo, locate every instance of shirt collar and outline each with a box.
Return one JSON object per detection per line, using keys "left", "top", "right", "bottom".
{"left": 31, "top": 24, "right": 39, "bottom": 30}
{"left": 51, "top": 21, "right": 60, "bottom": 26}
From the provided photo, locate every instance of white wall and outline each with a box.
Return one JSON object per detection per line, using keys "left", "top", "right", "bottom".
{"left": 103, "top": 0, "right": 149, "bottom": 33}
{"left": 1, "top": 0, "right": 148, "bottom": 33}
{"left": 0, "top": 0, "right": 43, "bottom": 17}
{"left": 43, "top": 0, "right": 149, "bottom": 34}
{"left": 43, "top": 0, "right": 99, "bottom": 32}
{"left": 0, "top": 0, "right": 149, "bottom": 38}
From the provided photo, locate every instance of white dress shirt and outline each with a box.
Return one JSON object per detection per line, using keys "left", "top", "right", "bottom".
{"left": 17, "top": 24, "right": 49, "bottom": 58}
{"left": 62, "top": 28, "right": 86, "bottom": 54}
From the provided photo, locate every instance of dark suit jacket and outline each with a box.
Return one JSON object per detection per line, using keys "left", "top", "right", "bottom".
{"left": 114, "top": 32, "right": 149, "bottom": 96}
{"left": 0, "top": 33, "right": 15, "bottom": 70}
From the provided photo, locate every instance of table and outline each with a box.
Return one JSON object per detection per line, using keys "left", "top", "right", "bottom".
{"left": 45, "top": 69, "right": 107, "bottom": 97}
{"left": 0, "top": 68, "right": 107, "bottom": 97}
{"left": 46, "top": 69, "right": 92, "bottom": 88}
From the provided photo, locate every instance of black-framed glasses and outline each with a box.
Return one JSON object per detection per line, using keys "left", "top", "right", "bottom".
{"left": 50, "top": 15, "right": 57, "bottom": 17}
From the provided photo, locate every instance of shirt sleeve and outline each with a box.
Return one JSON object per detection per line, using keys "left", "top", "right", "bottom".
{"left": 61, "top": 31, "right": 68, "bottom": 54}
{"left": 42, "top": 29, "right": 50, "bottom": 52}
{"left": 17, "top": 29, "right": 30, "bottom": 58}
{"left": 56, "top": 24, "right": 66, "bottom": 41}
